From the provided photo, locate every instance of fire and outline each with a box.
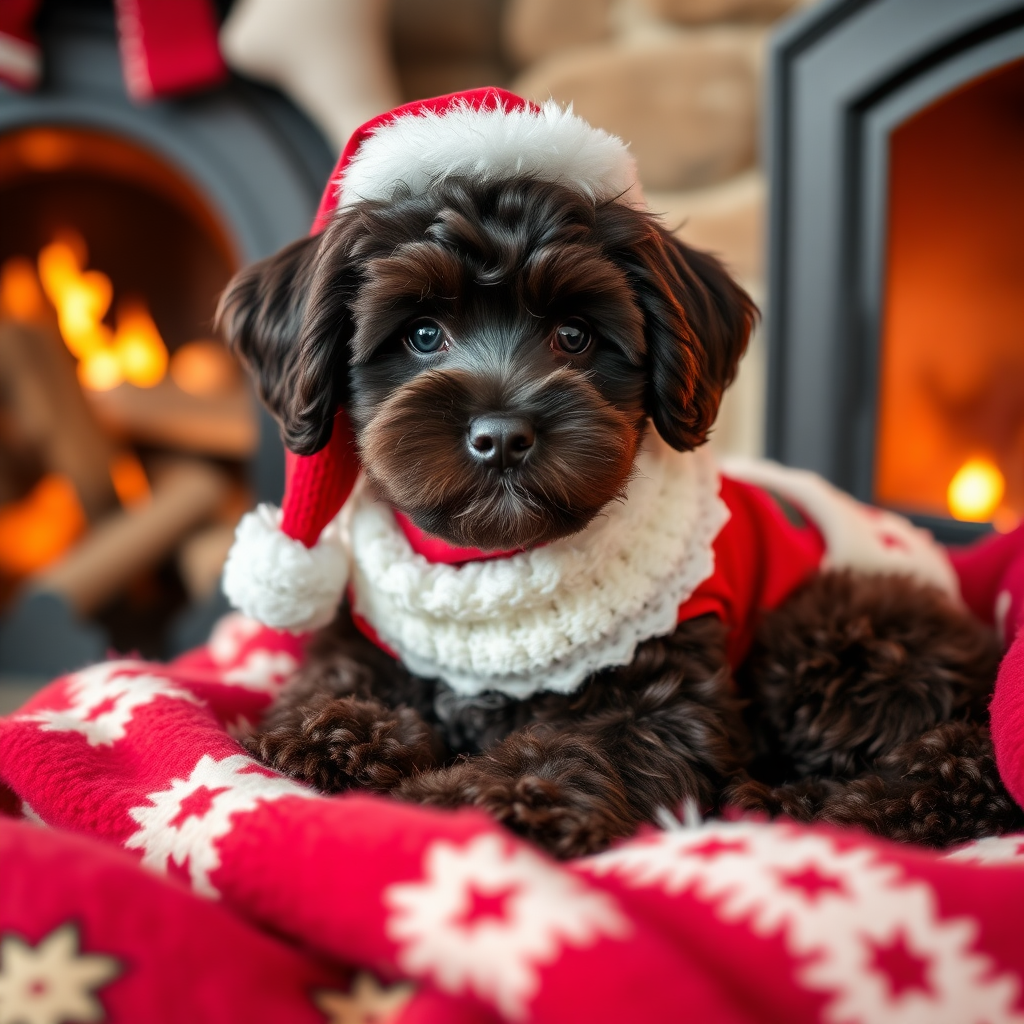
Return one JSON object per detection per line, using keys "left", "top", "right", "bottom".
{"left": 109, "top": 451, "right": 151, "bottom": 507}
{"left": 0, "top": 474, "right": 86, "bottom": 575}
{"left": 947, "top": 457, "right": 1005, "bottom": 523}
{"left": 115, "top": 299, "right": 169, "bottom": 387}
{"left": 0, "top": 256, "right": 46, "bottom": 321}
{"left": 38, "top": 234, "right": 114, "bottom": 358}
{"left": 25, "top": 231, "right": 169, "bottom": 390}
{"left": 170, "top": 339, "right": 239, "bottom": 397}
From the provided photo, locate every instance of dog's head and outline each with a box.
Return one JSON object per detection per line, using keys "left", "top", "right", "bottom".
{"left": 218, "top": 175, "right": 755, "bottom": 551}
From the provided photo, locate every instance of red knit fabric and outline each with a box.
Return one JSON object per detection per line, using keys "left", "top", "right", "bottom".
{"left": 113, "top": 0, "right": 227, "bottom": 102}
{"left": 5, "top": 628, "right": 1024, "bottom": 1023}
{"left": 992, "top": 633, "right": 1024, "bottom": 807}
{"left": 949, "top": 522, "right": 1024, "bottom": 809}
{"left": 280, "top": 410, "right": 361, "bottom": 548}
{"left": 0, "top": 0, "right": 42, "bottom": 89}
{"left": 0, "top": 816, "right": 346, "bottom": 1022}
{"left": 948, "top": 523, "right": 1024, "bottom": 627}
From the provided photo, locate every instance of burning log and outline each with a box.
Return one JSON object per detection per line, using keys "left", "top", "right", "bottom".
{"left": 32, "top": 457, "right": 231, "bottom": 616}
{"left": 0, "top": 318, "right": 118, "bottom": 521}
{"left": 85, "top": 375, "right": 257, "bottom": 458}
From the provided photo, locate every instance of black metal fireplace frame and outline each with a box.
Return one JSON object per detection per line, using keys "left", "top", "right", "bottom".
{"left": 0, "top": 4, "right": 334, "bottom": 676}
{"left": 764, "top": 0, "right": 1024, "bottom": 543}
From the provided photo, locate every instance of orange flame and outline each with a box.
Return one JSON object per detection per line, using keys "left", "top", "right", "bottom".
{"left": 31, "top": 231, "right": 170, "bottom": 390}
{"left": 0, "top": 474, "right": 86, "bottom": 575}
{"left": 947, "top": 458, "right": 1006, "bottom": 523}
{"left": 170, "top": 339, "right": 239, "bottom": 397}
{"left": 38, "top": 233, "right": 114, "bottom": 359}
{"left": 114, "top": 300, "right": 168, "bottom": 387}
{"left": 0, "top": 256, "right": 47, "bottom": 322}
{"left": 109, "top": 451, "right": 151, "bottom": 508}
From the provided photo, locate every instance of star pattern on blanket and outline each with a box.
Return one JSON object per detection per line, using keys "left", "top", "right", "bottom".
{"left": 314, "top": 973, "right": 415, "bottom": 1024}
{"left": 384, "top": 832, "right": 629, "bottom": 1021}
{"left": 945, "top": 834, "right": 1024, "bottom": 866}
{"left": 584, "top": 822, "right": 1024, "bottom": 1024}
{"left": 124, "top": 753, "right": 316, "bottom": 898}
{"left": 0, "top": 923, "right": 119, "bottom": 1024}
{"left": 207, "top": 613, "right": 265, "bottom": 665}
{"left": 223, "top": 650, "right": 299, "bottom": 693}
{"left": 17, "top": 662, "right": 202, "bottom": 747}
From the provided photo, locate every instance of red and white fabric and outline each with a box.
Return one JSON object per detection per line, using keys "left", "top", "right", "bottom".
{"left": 0, "top": 0, "right": 42, "bottom": 90}
{"left": 4, "top": 615, "right": 1024, "bottom": 1023}
{"left": 0, "top": 0, "right": 225, "bottom": 99}
{"left": 113, "top": 0, "right": 227, "bottom": 102}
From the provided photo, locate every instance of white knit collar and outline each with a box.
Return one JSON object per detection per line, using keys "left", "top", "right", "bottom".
{"left": 345, "top": 432, "right": 728, "bottom": 699}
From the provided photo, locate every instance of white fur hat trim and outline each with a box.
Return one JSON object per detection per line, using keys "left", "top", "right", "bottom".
{"left": 339, "top": 98, "right": 644, "bottom": 209}
{"left": 222, "top": 504, "right": 348, "bottom": 633}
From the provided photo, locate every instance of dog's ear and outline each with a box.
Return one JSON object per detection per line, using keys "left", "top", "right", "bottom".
{"left": 627, "top": 221, "right": 757, "bottom": 451}
{"left": 217, "top": 218, "right": 357, "bottom": 455}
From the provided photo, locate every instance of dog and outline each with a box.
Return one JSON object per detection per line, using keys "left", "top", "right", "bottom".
{"left": 216, "top": 90, "right": 1023, "bottom": 858}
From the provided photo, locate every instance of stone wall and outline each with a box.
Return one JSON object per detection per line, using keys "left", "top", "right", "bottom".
{"left": 392, "top": 0, "right": 818, "bottom": 456}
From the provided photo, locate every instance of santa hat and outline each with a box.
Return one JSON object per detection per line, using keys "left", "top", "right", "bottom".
{"left": 223, "top": 87, "right": 641, "bottom": 631}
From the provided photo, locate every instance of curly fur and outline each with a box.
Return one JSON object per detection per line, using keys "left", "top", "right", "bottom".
{"left": 222, "top": 173, "right": 1021, "bottom": 857}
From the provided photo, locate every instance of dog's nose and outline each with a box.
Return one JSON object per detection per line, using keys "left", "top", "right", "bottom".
{"left": 467, "top": 414, "right": 535, "bottom": 469}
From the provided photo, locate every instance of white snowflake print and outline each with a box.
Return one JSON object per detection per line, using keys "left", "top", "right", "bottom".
{"left": 222, "top": 650, "right": 299, "bottom": 693}
{"left": 945, "top": 834, "right": 1024, "bottom": 867}
{"left": 208, "top": 613, "right": 264, "bottom": 665}
{"left": 124, "top": 753, "right": 316, "bottom": 898}
{"left": 224, "top": 714, "right": 257, "bottom": 741}
{"left": 0, "top": 923, "right": 119, "bottom": 1024}
{"left": 18, "top": 802, "right": 46, "bottom": 828}
{"left": 314, "top": 972, "right": 415, "bottom": 1024}
{"left": 384, "top": 832, "right": 629, "bottom": 1020}
{"left": 584, "top": 821, "right": 1024, "bottom": 1024}
{"left": 17, "top": 661, "right": 202, "bottom": 747}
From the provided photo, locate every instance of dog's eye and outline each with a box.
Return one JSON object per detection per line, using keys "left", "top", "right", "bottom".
{"left": 553, "top": 320, "right": 591, "bottom": 355}
{"left": 406, "top": 321, "right": 447, "bottom": 354}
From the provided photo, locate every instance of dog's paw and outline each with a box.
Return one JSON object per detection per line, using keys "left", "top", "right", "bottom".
{"left": 397, "top": 734, "right": 634, "bottom": 858}
{"left": 244, "top": 693, "right": 437, "bottom": 794}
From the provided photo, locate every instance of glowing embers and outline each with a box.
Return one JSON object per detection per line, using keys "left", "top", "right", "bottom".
{"left": 946, "top": 458, "right": 1019, "bottom": 533}
{"left": 0, "top": 474, "right": 86, "bottom": 575}
{"left": 30, "top": 232, "right": 170, "bottom": 391}
{"left": 170, "top": 339, "right": 241, "bottom": 398}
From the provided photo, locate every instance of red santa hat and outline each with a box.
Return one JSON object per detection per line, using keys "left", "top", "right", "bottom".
{"left": 223, "top": 87, "right": 642, "bottom": 631}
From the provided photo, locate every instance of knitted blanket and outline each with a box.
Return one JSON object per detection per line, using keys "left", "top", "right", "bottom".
{"left": 3, "top": 613, "right": 1024, "bottom": 1024}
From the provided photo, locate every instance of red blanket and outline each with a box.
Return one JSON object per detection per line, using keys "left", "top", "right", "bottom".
{"left": 3, "top": 613, "right": 1024, "bottom": 1024}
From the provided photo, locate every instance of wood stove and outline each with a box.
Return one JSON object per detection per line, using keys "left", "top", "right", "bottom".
{"left": 0, "top": 3, "right": 333, "bottom": 677}
{"left": 765, "top": 0, "right": 1024, "bottom": 545}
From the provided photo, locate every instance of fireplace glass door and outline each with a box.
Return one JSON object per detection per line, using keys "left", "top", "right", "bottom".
{"left": 874, "top": 58, "right": 1024, "bottom": 533}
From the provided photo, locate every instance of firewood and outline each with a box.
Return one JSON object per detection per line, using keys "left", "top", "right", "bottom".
{"left": 32, "top": 457, "right": 231, "bottom": 615}
{"left": 177, "top": 522, "right": 238, "bottom": 600}
{"left": 84, "top": 376, "right": 257, "bottom": 458}
{"left": 0, "top": 319, "right": 118, "bottom": 520}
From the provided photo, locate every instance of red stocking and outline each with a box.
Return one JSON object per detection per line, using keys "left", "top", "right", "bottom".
{"left": 114, "top": 0, "right": 227, "bottom": 101}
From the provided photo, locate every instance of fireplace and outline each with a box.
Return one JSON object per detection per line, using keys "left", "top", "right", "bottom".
{"left": 0, "top": 3, "right": 333, "bottom": 677}
{"left": 765, "top": 0, "right": 1024, "bottom": 544}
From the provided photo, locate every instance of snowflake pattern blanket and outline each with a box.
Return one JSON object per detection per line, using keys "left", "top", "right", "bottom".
{"left": 3, "top": 614, "right": 1024, "bottom": 1024}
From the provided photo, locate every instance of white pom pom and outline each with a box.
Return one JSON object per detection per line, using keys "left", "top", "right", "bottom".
{"left": 222, "top": 504, "right": 348, "bottom": 632}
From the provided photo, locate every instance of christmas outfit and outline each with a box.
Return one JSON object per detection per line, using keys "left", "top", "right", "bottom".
{"left": 222, "top": 87, "right": 964, "bottom": 700}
